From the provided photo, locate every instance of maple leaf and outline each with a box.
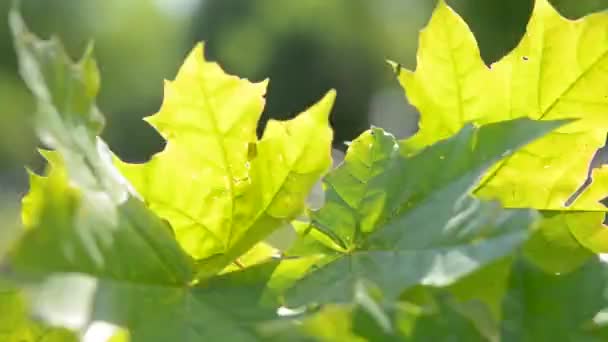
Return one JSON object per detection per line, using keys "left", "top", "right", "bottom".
{"left": 395, "top": 0, "right": 608, "bottom": 251}
{"left": 116, "top": 44, "right": 335, "bottom": 274}
{"left": 286, "top": 119, "right": 560, "bottom": 306}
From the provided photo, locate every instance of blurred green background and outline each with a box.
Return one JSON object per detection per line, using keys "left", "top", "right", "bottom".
{"left": 0, "top": 0, "right": 606, "bottom": 199}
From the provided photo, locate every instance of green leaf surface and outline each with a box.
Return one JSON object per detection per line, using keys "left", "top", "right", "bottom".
{"left": 307, "top": 126, "right": 402, "bottom": 249}
{"left": 27, "top": 262, "right": 286, "bottom": 342}
{"left": 350, "top": 260, "right": 514, "bottom": 341}
{"left": 500, "top": 258, "right": 608, "bottom": 342}
{"left": 523, "top": 211, "right": 593, "bottom": 274}
{"left": 404, "top": 297, "right": 485, "bottom": 342}
{"left": 286, "top": 118, "right": 560, "bottom": 306}
{"left": 13, "top": 151, "right": 194, "bottom": 285}
{"left": 299, "top": 305, "right": 366, "bottom": 342}
{"left": 302, "top": 289, "right": 487, "bottom": 342}
{"left": 446, "top": 258, "right": 513, "bottom": 340}
{"left": 374, "top": 256, "right": 605, "bottom": 342}
{"left": 115, "top": 44, "right": 334, "bottom": 274}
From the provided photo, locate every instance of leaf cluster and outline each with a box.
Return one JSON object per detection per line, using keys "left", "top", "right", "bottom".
{"left": 3, "top": 0, "right": 608, "bottom": 341}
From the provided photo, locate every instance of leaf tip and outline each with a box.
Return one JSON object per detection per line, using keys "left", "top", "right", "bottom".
{"left": 324, "top": 88, "right": 337, "bottom": 104}
{"left": 386, "top": 60, "right": 410, "bottom": 78}
{"left": 192, "top": 41, "right": 206, "bottom": 56}
{"left": 313, "top": 89, "right": 337, "bottom": 122}
{"left": 180, "top": 41, "right": 207, "bottom": 74}
{"left": 433, "top": 0, "right": 452, "bottom": 15}
{"left": 533, "top": 0, "right": 556, "bottom": 14}
{"left": 81, "top": 40, "right": 96, "bottom": 61}
{"left": 37, "top": 149, "right": 62, "bottom": 168}
{"left": 259, "top": 77, "right": 270, "bottom": 88}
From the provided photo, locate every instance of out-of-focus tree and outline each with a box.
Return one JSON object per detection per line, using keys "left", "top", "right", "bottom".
{"left": 192, "top": 0, "right": 432, "bottom": 145}
{"left": 0, "top": 0, "right": 604, "bottom": 186}
{"left": 191, "top": 0, "right": 606, "bottom": 147}
{"left": 0, "top": 0, "right": 194, "bottom": 174}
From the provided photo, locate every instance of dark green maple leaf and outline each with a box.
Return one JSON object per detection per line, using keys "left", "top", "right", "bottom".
{"left": 286, "top": 119, "right": 563, "bottom": 306}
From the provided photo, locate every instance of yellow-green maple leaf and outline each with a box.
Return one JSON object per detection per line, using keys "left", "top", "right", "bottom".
{"left": 116, "top": 43, "right": 335, "bottom": 272}
{"left": 395, "top": 0, "right": 608, "bottom": 250}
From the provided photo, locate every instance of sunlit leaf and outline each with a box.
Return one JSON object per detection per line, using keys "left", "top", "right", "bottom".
{"left": 116, "top": 44, "right": 334, "bottom": 275}
{"left": 523, "top": 212, "right": 593, "bottom": 274}
{"left": 397, "top": 0, "right": 608, "bottom": 209}
{"left": 395, "top": 0, "right": 608, "bottom": 253}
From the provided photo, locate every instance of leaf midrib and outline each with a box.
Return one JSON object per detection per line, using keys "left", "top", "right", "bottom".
{"left": 222, "top": 121, "right": 324, "bottom": 263}
{"left": 538, "top": 45, "right": 608, "bottom": 119}
{"left": 197, "top": 74, "right": 237, "bottom": 252}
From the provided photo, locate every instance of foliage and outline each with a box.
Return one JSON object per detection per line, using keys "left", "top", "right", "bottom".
{"left": 0, "top": 283, "right": 77, "bottom": 341}
{"left": 2, "top": 0, "right": 608, "bottom": 341}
